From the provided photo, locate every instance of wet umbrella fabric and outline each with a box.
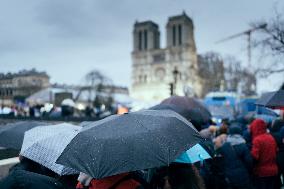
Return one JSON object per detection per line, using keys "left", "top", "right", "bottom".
{"left": 174, "top": 143, "right": 211, "bottom": 164}
{"left": 161, "top": 96, "right": 211, "bottom": 124}
{"left": 0, "top": 121, "right": 49, "bottom": 150}
{"left": 20, "top": 123, "right": 81, "bottom": 176}
{"left": 150, "top": 104, "right": 204, "bottom": 131}
{"left": 255, "top": 90, "right": 284, "bottom": 108}
{"left": 57, "top": 109, "right": 203, "bottom": 179}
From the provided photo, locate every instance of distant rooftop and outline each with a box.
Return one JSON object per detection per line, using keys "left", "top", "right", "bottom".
{"left": 0, "top": 69, "right": 49, "bottom": 79}
{"left": 168, "top": 11, "right": 193, "bottom": 23}
{"left": 134, "top": 21, "right": 159, "bottom": 28}
{"left": 134, "top": 12, "right": 193, "bottom": 29}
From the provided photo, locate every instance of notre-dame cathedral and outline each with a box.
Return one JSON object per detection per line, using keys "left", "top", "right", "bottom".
{"left": 130, "top": 12, "right": 202, "bottom": 102}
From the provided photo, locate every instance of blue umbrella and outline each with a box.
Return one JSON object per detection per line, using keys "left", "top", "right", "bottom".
{"left": 175, "top": 143, "right": 211, "bottom": 164}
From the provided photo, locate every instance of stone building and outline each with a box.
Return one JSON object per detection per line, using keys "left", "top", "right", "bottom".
{"left": 0, "top": 69, "right": 50, "bottom": 105}
{"left": 130, "top": 12, "right": 202, "bottom": 102}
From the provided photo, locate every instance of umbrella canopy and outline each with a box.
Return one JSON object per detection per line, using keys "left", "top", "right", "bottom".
{"left": 161, "top": 96, "right": 211, "bottom": 124}
{"left": 20, "top": 123, "right": 80, "bottom": 176}
{"left": 57, "top": 109, "right": 203, "bottom": 179}
{"left": 149, "top": 104, "right": 204, "bottom": 131}
{"left": 0, "top": 121, "right": 49, "bottom": 150}
{"left": 255, "top": 90, "right": 284, "bottom": 109}
{"left": 174, "top": 143, "right": 211, "bottom": 164}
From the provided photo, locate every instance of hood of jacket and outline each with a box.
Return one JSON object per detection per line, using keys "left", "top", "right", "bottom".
{"left": 250, "top": 119, "right": 267, "bottom": 139}
{"left": 226, "top": 134, "right": 246, "bottom": 146}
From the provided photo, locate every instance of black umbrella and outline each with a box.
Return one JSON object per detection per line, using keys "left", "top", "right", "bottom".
{"left": 149, "top": 104, "right": 204, "bottom": 131}
{"left": 57, "top": 109, "right": 203, "bottom": 179}
{"left": 255, "top": 90, "right": 284, "bottom": 109}
{"left": 161, "top": 96, "right": 211, "bottom": 124}
{"left": 0, "top": 121, "right": 49, "bottom": 150}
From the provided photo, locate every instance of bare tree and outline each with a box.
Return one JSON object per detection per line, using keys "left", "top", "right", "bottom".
{"left": 197, "top": 52, "right": 225, "bottom": 97}
{"left": 83, "top": 69, "right": 113, "bottom": 107}
{"left": 252, "top": 7, "right": 284, "bottom": 76}
{"left": 197, "top": 53, "right": 257, "bottom": 97}
{"left": 223, "top": 56, "right": 257, "bottom": 96}
{"left": 223, "top": 56, "right": 242, "bottom": 91}
{"left": 85, "top": 70, "right": 112, "bottom": 88}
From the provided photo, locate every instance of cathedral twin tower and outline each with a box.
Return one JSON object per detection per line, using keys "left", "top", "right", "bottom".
{"left": 130, "top": 12, "right": 202, "bottom": 102}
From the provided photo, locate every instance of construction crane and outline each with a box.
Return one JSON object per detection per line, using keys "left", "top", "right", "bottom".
{"left": 216, "top": 23, "right": 267, "bottom": 67}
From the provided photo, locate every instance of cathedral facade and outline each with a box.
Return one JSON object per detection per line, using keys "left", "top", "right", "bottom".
{"left": 130, "top": 12, "right": 202, "bottom": 102}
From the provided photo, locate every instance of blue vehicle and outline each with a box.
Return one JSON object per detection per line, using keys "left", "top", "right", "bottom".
{"left": 204, "top": 92, "right": 238, "bottom": 125}
{"left": 237, "top": 98, "right": 257, "bottom": 116}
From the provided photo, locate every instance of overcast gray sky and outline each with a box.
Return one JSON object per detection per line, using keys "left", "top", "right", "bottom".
{"left": 0, "top": 0, "right": 283, "bottom": 93}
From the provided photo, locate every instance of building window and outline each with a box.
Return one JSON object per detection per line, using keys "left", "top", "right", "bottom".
{"left": 173, "top": 25, "right": 176, "bottom": 46}
{"left": 178, "top": 25, "right": 182, "bottom": 45}
{"left": 144, "top": 30, "right": 147, "bottom": 50}
{"left": 154, "top": 32, "right": 159, "bottom": 49}
{"left": 153, "top": 53, "right": 165, "bottom": 63}
{"left": 138, "top": 31, "right": 142, "bottom": 50}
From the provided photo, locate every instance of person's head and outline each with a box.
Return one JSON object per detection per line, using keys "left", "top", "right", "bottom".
{"left": 208, "top": 125, "right": 217, "bottom": 134}
{"left": 249, "top": 119, "right": 267, "bottom": 139}
{"left": 229, "top": 126, "right": 242, "bottom": 135}
{"left": 218, "top": 124, "right": 228, "bottom": 135}
{"left": 221, "top": 119, "right": 230, "bottom": 126}
{"left": 200, "top": 126, "right": 217, "bottom": 140}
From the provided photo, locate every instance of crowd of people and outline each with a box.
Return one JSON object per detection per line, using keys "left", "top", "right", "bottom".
{"left": 0, "top": 103, "right": 123, "bottom": 119}
{"left": 198, "top": 117, "right": 284, "bottom": 189}
{"left": 0, "top": 98, "right": 284, "bottom": 189}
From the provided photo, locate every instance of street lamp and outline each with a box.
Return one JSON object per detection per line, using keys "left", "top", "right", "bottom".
{"left": 172, "top": 67, "right": 179, "bottom": 95}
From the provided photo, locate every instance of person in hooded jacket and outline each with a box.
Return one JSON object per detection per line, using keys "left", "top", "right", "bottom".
{"left": 250, "top": 119, "right": 278, "bottom": 189}
{"left": 226, "top": 126, "right": 253, "bottom": 173}
{"left": 214, "top": 126, "right": 253, "bottom": 189}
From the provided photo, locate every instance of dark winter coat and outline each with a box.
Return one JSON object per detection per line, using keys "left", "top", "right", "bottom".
{"left": 276, "top": 127, "right": 284, "bottom": 174}
{"left": 226, "top": 134, "right": 253, "bottom": 173}
{"left": 0, "top": 169, "right": 66, "bottom": 189}
{"left": 217, "top": 142, "right": 252, "bottom": 188}
{"left": 243, "top": 129, "right": 252, "bottom": 150}
{"left": 250, "top": 119, "right": 278, "bottom": 177}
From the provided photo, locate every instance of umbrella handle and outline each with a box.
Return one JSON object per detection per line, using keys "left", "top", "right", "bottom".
{"left": 198, "top": 154, "right": 204, "bottom": 166}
